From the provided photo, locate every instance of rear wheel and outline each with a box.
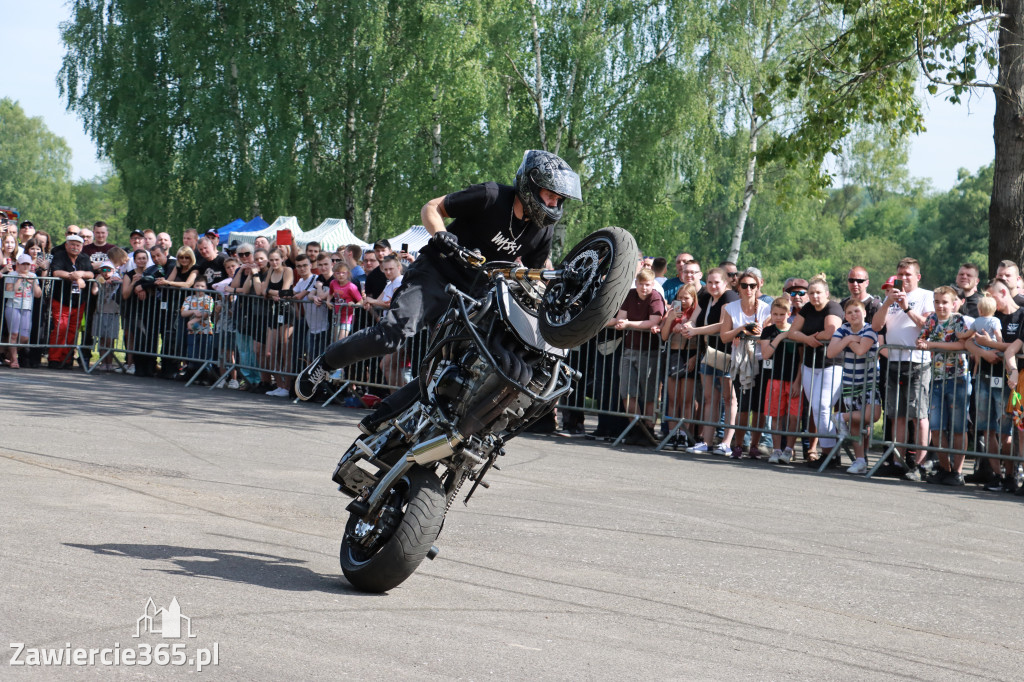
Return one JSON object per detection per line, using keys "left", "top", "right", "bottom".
{"left": 339, "top": 466, "right": 445, "bottom": 593}
{"left": 538, "top": 227, "right": 639, "bottom": 349}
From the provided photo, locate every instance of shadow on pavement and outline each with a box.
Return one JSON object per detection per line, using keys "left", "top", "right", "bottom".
{"left": 65, "top": 542, "right": 362, "bottom": 594}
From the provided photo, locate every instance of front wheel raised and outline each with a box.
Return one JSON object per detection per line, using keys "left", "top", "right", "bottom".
{"left": 339, "top": 466, "right": 445, "bottom": 593}
{"left": 539, "top": 227, "right": 639, "bottom": 349}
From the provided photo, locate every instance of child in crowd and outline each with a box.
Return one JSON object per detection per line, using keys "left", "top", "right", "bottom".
{"left": 3, "top": 255, "right": 43, "bottom": 368}
{"left": 213, "top": 257, "right": 240, "bottom": 388}
{"left": 826, "top": 298, "right": 880, "bottom": 475}
{"left": 181, "top": 275, "right": 219, "bottom": 379}
{"left": 93, "top": 258, "right": 123, "bottom": 371}
{"left": 660, "top": 283, "right": 700, "bottom": 446}
{"left": 962, "top": 292, "right": 1001, "bottom": 353}
{"left": 329, "top": 262, "right": 362, "bottom": 341}
{"left": 916, "top": 285, "right": 969, "bottom": 485}
{"left": 759, "top": 296, "right": 803, "bottom": 463}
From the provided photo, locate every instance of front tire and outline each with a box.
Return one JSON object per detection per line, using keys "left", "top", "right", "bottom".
{"left": 539, "top": 227, "right": 639, "bottom": 349}
{"left": 339, "top": 466, "right": 445, "bottom": 593}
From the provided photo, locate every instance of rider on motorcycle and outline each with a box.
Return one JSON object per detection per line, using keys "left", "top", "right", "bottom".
{"left": 295, "top": 150, "right": 583, "bottom": 420}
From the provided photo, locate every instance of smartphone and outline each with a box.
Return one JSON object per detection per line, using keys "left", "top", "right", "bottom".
{"left": 745, "top": 323, "right": 756, "bottom": 332}
{"left": 276, "top": 229, "right": 293, "bottom": 246}
{"left": 893, "top": 278, "right": 903, "bottom": 291}
{"left": 401, "top": 243, "right": 409, "bottom": 253}
{"left": 672, "top": 300, "right": 682, "bottom": 312}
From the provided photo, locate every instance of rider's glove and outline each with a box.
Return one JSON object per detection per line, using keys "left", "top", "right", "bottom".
{"left": 431, "top": 230, "right": 459, "bottom": 255}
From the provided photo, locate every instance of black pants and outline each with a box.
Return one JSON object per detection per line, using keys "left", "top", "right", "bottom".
{"left": 322, "top": 257, "right": 456, "bottom": 372}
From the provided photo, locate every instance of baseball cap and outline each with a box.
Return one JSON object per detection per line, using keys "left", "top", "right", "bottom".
{"left": 130, "top": 229, "right": 144, "bottom": 238}
{"left": 784, "top": 278, "right": 809, "bottom": 292}
{"left": 881, "top": 276, "right": 898, "bottom": 290}
{"left": 65, "top": 234, "right": 85, "bottom": 243}
{"left": 17, "top": 254, "right": 33, "bottom": 265}
{"left": 205, "top": 229, "right": 219, "bottom": 238}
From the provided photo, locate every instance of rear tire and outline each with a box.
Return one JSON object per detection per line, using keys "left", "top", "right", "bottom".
{"left": 339, "top": 466, "right": 445, "bottom": 593}
{"left": 539, "top": 227, "right": 639, "bottom": 349}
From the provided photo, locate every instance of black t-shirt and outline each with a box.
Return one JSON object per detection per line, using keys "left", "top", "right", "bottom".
{"left": 760, "top": 325, "right": 802, "bottom": 381}
{"left": 424, "top": 182, "right": 553, "bottom": 269}
{"left": 48, "top": 250, "right": 93, "bottom": 302}
{"left": 979, "top": 308, "right": 1024, "bottom": 376}
{"left": 696, "top": 289, "right": 739, "bottom": 352}
{"left": 839, "top": 295, "right": 881, "bottom": 322}
{"left": 798, "top": 300, "right": 843, "bottom": 367}
{"left": 196, "top": 254, "right": 228, "bottom": 286}
{"left": 365, "top": 267, "right": 388, "bottom": 299}
{"left": 83, "top": 243, "right": 116, "bottom": 269}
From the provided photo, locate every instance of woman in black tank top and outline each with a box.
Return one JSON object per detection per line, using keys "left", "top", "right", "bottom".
{"left": 252, "top": 248, "right": 294, "bottom": 396}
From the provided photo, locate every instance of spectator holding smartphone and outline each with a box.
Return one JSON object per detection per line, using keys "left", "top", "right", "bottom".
{"left": 871, "top": 257, "right": 934, "bottom": 480}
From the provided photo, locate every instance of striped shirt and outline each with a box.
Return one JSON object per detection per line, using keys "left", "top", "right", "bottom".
{"left": 832, "top": 323, "right": 878, "bottom": 396}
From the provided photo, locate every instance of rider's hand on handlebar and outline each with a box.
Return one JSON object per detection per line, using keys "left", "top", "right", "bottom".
{"left": 431, "top": 230, "right": 459, "bottom": 253}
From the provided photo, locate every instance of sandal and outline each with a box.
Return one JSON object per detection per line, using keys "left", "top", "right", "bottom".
{"left": 9, "top": 360, "right": 19, "bottom": 369}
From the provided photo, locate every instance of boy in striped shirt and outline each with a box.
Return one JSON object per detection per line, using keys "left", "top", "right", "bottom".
{"left": 827, "top": 298, "right": 880, "bottom": 475}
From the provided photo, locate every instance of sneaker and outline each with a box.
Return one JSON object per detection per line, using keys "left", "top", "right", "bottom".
{"left": 985, "top": 475, "right": 1006, "bottom": 492}
{"left": 780, "top": 447, "right": 793, "bottom": 464}
{"left": 713, "top": 443, "right": 732, "bottom": 456}
{"left": 901, "top": 468, "right": 922, "bottom": 482}
{"left": 768, "top": 449, "right": 781, "bottom": 464}
{"left": 941, "top": 471, "right": 966, "bottom": 486}
{"left": 227, "top": 379, "right": 240, "bottom": 390}
{"left": 266, "top": 387, "right": 290, "bottom": 397}
{"left": 925, "top": 468, "right": 948, "bottom": 484}
{"left": 687, "top": 442, "right": 710, "bottom": 454}
{"left": 125, "top": 364, "right": 135, "bottom": 375}
{"left": 730, "top": 446, "right": 743, "bottom": 459}
{"left": 746, "top": 446, "right": 760, "bottom": 460}
{"left": 296, "top": 355, "right": 328, "bottom": 401}
{"left": 847, "top": 459, "right": 868, "bottom": 475}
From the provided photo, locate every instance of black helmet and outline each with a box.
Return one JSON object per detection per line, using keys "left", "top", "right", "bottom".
{"left": 514, "top": 150, "right": 582, "bottom": 228}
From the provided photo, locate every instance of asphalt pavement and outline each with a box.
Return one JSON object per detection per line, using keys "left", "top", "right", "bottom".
{"left": 2, "top": 368, "right": 1023, "bottom": 680}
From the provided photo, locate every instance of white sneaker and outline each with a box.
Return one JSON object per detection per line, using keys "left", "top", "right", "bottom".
{"left": 768, "top": 449, "right": 781, "bottom": 464}
{"left": 847, "top": 458, "right": 868, "bottom": 475}
{"left": 712, "top": 443, "right": 731, "bottom": 456}
{"left": 227, "top": 379, "right": 240, "bottom": 390}
{"left": 780, "top": 447, "right": 793, "bottom": 464}
{"left": 125, "top": 364, "right": 135, "bottom": 375}
{"left": 266, "top": 387, "right": 290, "bottom": 397}
{"left": 687, "top": 442, "right": 710, "bottom": 454}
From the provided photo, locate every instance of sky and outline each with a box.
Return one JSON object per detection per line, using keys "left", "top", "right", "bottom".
{"left": 3, "top": 2, "right": 997, "bottom": 191}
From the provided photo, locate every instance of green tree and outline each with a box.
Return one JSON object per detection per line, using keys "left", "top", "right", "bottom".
{"left": 772, "top": 0, "right": 1022, "bottom": 273}
{"left": 72, "top": 167, "right": 129, "bottom": 240}
{"left": 0, "top": 98, "right": 77, "bottom": 232}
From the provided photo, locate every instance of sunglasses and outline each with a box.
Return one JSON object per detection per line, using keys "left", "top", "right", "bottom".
{"left": 738, "top": 282, "right": 758, "bottom": 290}
{"left": 848, "top": 278, "right": 867, "bottom": 284}
{"left": 727, "top": 272, "right": 739, "bottom": 278}
{"left": 331, "top": 258, "right": 342, "bottom": 262}
{"left": 788, "top": 290, "right": 807, "bottom": 296}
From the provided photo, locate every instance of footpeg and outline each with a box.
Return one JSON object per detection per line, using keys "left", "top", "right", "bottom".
{"left": 426, "top": 545, "right": 439, "bottom": 560}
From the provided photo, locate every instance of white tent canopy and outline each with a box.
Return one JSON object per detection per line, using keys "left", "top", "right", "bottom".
{"left": 383, "top": 225, "right": 431, "bottom": 254}
{"left": 295, "top": 218, "right": 371, "bottom": 253}
{"left": 228, "top": 216, "right": 302, "bottom": 247}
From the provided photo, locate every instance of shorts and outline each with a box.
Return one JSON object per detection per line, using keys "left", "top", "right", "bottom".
{"left": 699, "top": 354, "right": 730, "bottom": 378}
{"left": 842, "top": 390, "right": 881, "bottom": 413}
{"left": 96, "top": 312, "right": 120, "bottom": 339}
{"left": 884, "top": 362, "right": 931, "bottom": 419}
{"left": 735, "top": 376, "right": 764, "bottom": 413}
{"left": 764, "top": 379, "right": 802, "bottom": 417}
{"left": 665, "top": 348, "right": 696, "bottom": 379}
{"left": 928, "top": 375, "right": 969, "bottom": 433}
{"left": 975, "top": 374, "right": 1012, "bottom": 435}
{"left": 336, "top": 321, "right": 353, "bottom": 333}
{"left": 619, "top": 347, "right": 660, "bottom": 403}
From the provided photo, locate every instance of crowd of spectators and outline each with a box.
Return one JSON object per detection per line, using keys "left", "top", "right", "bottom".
{"left": 3, "top": 216, "right": 1024, "bottom": 495}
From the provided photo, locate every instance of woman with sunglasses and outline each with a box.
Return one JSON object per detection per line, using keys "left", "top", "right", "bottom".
{"left": 719, "top": 268, "right": 771, "bottom": 458}
{"left": 787, "top": 274, "right": 844, "bottom": 464}
{"left": 225, "top": 246, "right": 263, "bottom": 389}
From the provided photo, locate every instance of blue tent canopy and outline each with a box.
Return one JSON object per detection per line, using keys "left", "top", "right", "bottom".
{"left": 219, "top": 216, "right": 269, "bottom": 244}
{"left": 214, "top": 218, "right": 245, "bottom": 241}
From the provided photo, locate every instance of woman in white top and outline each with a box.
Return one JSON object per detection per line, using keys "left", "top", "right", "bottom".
{"left": 4, "top": 255, "right": 42, "bottom": 368}
{"left": 719, "top": 269, "right": 771, "bottom": 458}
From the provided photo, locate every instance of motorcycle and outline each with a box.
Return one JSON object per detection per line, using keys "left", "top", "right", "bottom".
{"left": 332, "top": 227, "right": 638, "bottom": 592}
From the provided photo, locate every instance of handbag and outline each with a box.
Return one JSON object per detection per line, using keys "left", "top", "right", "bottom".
{"left": 703, "top": 346, "right": 730, "bottom": 372}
